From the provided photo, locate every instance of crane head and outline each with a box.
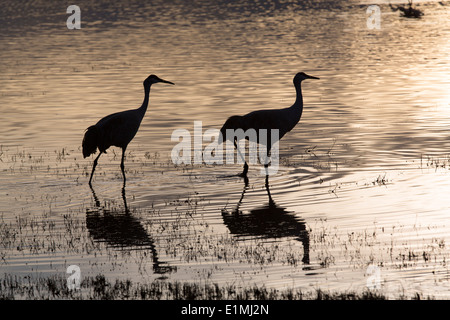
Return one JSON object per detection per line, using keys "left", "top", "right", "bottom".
{"left": 294, "top": 72, "right": 320, "bottom": 83}
{"left": 144, "top": 74, "right": 175, "bottom": 87}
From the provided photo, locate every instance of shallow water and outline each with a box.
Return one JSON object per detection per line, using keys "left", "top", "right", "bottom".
{"left": 1, "top": 0, "right": 450, "bottom": 298}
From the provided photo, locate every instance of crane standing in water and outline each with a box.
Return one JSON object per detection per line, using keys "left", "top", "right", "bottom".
{"left": 220, "top": 72, "right": 319, "bottom": 181}
{"left": 82, "top": 74, "right": 174, "bottom": 185}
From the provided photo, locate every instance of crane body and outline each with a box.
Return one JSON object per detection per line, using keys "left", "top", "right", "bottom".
{"left": 82, "top": 74, "right": 174, "bottom": 185}
{"left": 220, "top": 72, "right": 319, "bottom": 178}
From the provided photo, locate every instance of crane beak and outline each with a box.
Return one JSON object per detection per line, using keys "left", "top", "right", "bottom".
{"left": 307, "top": 75, "right": 320, "bottom": 80}
{"left": 160, "top": 79, "right": 175, "bottom": 85}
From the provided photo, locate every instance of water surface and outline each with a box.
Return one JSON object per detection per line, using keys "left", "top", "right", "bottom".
{"left": 1, "top": 0, "right": 450, "bottom": 298}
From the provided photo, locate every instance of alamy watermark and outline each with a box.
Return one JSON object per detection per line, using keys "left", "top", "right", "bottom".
{"left": 366, "top": 5, "right": 381, "bottom": 30}
{"left": 171, "top": 121, "right": 280, "bottom": 175}
{"left": 64, "top": 5, "right": 381, "bottom": 32}
{"left": 67, "top": 265, "right": 81, "bottom": 290}
{"left": 67, "top": 5, "right": 81, "bottom": 29}
{"left": 366, "top": 264, "right": 381, "bottom": 290}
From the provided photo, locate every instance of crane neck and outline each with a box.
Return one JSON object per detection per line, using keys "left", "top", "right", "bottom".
{"left": 138, "top": 84, "right": 151, "bottom": 115}
{"left": 293, "top": 80, "right": 304, "bottom": 110}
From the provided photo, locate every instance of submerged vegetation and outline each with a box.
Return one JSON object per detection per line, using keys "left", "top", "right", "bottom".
{"left": 3, "top": 273, "right": 426, "bottom": 300}
{"left": 2, "top": 146, "right": 450, "bottom": 300}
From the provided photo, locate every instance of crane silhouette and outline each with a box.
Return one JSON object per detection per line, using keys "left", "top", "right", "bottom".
{"left": 220, "top": 72, "right": 319, "bottom": 180}
{"left": 87, "top": 185, "right": 175, "bottom": 274}
{"left": 82, "top": 74, "right": 174, "bottom": 185}
{"left": 222, "top": 180, "right": 310, "bottom": 265}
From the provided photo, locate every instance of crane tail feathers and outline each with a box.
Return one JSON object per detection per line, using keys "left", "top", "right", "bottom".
{"left": 82, "top": 125, "right": 99, "bottom": 158}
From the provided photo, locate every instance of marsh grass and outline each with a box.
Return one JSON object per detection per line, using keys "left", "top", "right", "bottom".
{"left": 0, "top": 144, "right": 347, "bottom": 188}
{"left": 1, "top": 146, "right": 449, "bottom": 300}
{"left": 1, "top": 206, "right": 445, "bottom": 300}
{"left": 421, "top": 154, "right": 450, "bottom": 171}
{"left": 0, "top": 273, "right": 395, "bottom": 300}
{"left": 309, "top": 219, "right": 449, "bottom": 272}
{"left": 0, "top": 211, "right": 102, "bottom": 256}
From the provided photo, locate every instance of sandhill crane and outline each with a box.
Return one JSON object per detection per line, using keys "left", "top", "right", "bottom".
{"left": 82, "top": 74, "right": 174, "bottom": 185}
{"left": 219, "top": 72, "right": 319, "bottom": 179}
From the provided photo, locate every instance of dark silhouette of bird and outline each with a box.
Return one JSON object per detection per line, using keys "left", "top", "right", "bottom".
{"left": 87, "top": 185, "right": 175, "bottom": 274}
{"left": 82, "top": 74, "right": 174, "bottom": 185}
{"left": 222, "top": 180, "right": 310, "bottom": 265}
{"left": 389, "top": 0, "right": 424, "bottom": 18}
{"left": 220, "top": 72, "right": 319, "bottom": 179}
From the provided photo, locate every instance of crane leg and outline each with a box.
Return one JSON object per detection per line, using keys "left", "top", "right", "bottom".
{"left": 264, "top": 166, "right": 269, "bottom": 186}
{"left": 264, "top": 147, "right": 271, "bottom": 187}
{"left": 265, "top": 177, "right": 273, "bottom": 204}
{"left": 241, "top": 162, "right": 249, "bottom": 177}
{"left": 120, "top": 147, "right": 127, "bottom": 184}
{"left": 121, "top": 184, "right": 129, "bottom": 214}
{"left": 234, "top": 138, "right": 248, "bottom": 177}
{"left": 89, "top": 152, "right": 102, "bottom": 185}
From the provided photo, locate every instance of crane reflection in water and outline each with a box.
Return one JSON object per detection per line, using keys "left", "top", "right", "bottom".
{"left": 222, "top": 180, "right": 310, "bottom": 266}
{"left": 86, "top": 185, "right": 175, "bottom": 275}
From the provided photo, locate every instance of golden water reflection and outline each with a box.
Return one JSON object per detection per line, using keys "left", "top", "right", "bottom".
{"left": 1, "top": 0, "right": 450, "bottom": 298}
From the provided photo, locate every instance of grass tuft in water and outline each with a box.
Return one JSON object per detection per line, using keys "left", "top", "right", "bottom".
{"left": 0, "top": 273, "right": 397, "bottom": 300}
